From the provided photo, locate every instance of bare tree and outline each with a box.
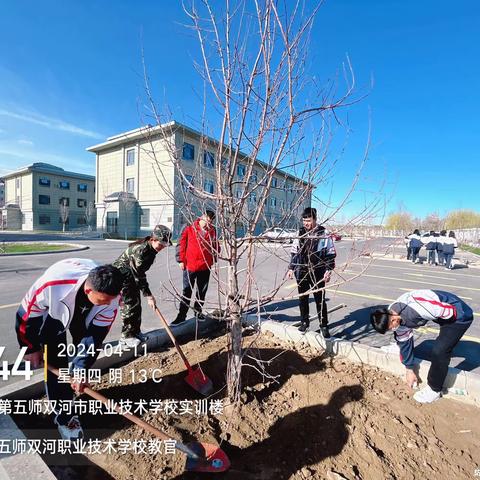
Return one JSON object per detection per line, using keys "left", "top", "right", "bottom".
{"left": 59, "top": 198, "right": 69, "bottom": 232}
{"left": 84, "top": 201, "right": 95, "bottom": 231}
{"left": 139, "top": 0, "right": 383, "bottom": 405}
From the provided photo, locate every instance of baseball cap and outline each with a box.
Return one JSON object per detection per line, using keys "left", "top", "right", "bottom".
{"left": 152, "top": 225, "right": 173, "bottom": 245}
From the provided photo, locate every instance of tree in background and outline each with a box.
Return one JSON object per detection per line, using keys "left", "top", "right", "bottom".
{"left": 385, "top": 211, "right": 414, "bottom": 232}
{"left": 422, "top": 212, "right": 444, "bottom": 232}
{"left": 59, "top": 198, "right": 69, "bottom": 232}
{"left": 444, "top": 209, "right": 480, "bottom": 230}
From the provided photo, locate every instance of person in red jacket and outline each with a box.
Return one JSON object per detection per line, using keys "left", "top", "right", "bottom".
{"left": 172, "top": 210, "right": 220, "bottom": 325}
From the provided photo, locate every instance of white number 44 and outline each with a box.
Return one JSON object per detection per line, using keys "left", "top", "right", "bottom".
{"left": 0, "top": 346, "right": 33, "bottom": 381}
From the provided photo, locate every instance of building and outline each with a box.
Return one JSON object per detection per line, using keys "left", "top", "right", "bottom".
{"left": 87, "top": 121, "right": 310, "bottom": 238}
{"left": 1, "top": 163, "right": 96, "bottom": 231}
{"left": 0, "top": 178, "right": 4, "bottom": 207}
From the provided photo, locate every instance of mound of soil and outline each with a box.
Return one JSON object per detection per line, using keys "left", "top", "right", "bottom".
{"left": 14, "top": 329, "right": 480, "bottom": 480}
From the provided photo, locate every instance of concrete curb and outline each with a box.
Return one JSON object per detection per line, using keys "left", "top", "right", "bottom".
{"left": 0, "top": 242, "right": 89, "bottom": 257}
{"left": 243, "top": 315, "right": 480, "bottom": 406}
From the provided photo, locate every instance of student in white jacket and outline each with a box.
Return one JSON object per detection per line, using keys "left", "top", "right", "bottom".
{"left": 443, "top": 231, "right": 458, "bottom": 269}
{"left": 15, "top": 258, "right": 123, "bottom": 440}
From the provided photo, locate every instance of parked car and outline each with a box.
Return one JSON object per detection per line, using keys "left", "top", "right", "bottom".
{"left": 330, "top": 232, "right": 342, "bottom": 241}
{"left": 263, "top": 228, "right": 297, "bottom": 243}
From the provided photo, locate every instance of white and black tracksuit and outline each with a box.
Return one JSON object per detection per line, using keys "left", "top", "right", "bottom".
{"left": 390, "top": 289, "right": 473, "bottom": 392}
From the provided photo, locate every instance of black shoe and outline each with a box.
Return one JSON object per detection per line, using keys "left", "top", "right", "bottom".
{"left": 195, "top": 312, "right": 206, "bottom": 322}
{"left": 171, "top": 316, "right": 187, "bottom": 326}
{"left": 320, "top": 326, "right": 331, "bottom": 339}
{"left": 298, "top": 322, "right": 309, "bottom": 333}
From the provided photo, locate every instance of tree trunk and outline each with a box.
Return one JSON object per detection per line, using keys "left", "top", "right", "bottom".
{"left": 226, "top": 255, "right": 242, "bottom": 406}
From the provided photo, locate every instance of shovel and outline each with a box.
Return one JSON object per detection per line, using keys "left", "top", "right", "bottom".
{"left": 154, "top": 307, "right": 214, "bottom": 396}
{"left": 48, "top": 366, "right": 229, "bottom": 473}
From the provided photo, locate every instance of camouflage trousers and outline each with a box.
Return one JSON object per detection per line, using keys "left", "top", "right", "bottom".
{"left": 119, "top": 278, "right": 142, "bottom": 337}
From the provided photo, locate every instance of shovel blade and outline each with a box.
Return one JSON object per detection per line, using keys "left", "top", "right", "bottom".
{"left": 185, "top": 442, "right": 230, "bottom": 473}
{"left": 185, "top": 367, "right": 214, "bottom": 396}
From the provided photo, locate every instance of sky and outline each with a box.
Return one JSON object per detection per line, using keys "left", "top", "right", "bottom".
{"left": 0, "top": 0, "right": 479, "bottom": 222}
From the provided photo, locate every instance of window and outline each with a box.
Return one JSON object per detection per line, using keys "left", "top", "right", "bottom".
{"left": 203, "top": 151, "right": 215, "bottom": 168}
{"left": 39, "top": 214, "right": 50, "bottom": 225}
{"left": 140, "top": 208, "right": 150, "bottom": 227}
{"left": 237, "top": 164, "right": 246, "bottom": 177}
{"left": 59, "top": 180, "right": 70, "bottom": 190}
{"left": 249, "top": 192, "right": 257, "bottom": 203}
{"left": 126, "top": 178, "right": 135, "bottom": 193}
{"left": 286, "top": 182, "right": 293, "bottom": 193}
{"left": 272, "top": 177, "right": 278, "bottom": 188}
{"left": 126, "top": 148, "right": 135, "bottom": 166}
{"left": 204, "top": 180, "right": 214, "bottom": 194}
{"left": 59, "top": 197, "right": 70, "bottom": 207}
{"left": 251, "top": 170, "right": 258, "bottom": 182}
{"left": 38, "top": 195, "right": 50, "bottom": 205}
{"left": 77, "top": 183, "right": 88, "bottom": 192}
{"left": 235, "top": 190, "right": 242, "bottom": 199}
{"left": 77, "top": 199, "right": 87, "bottom": 208}
{"left": 270, "top": 197, "right": 277, "bottom": 207}
{"left": 182, "top": 142, "right": 195, "bottom": 161}
{"left": 39, "top": 177, "right": 50, "bottom": 187}
{"left": 106, "top": 212, "right": 118, "bottom": 233}
{"left": 221, "top": 157, "right": 229, "bottom": 169}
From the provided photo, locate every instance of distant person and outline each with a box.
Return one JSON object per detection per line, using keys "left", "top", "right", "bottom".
{"left": 113, "top": 225, "right": 172, "bottom": 347}
{"left": 423, "top": 230, "right": 438, "bottom": 265}
{"left": 15, "top": 259, "right": 123, "bottom": 439}
{"left": 287, "top": 207, "right": 336, "bottom": 336}
{"left": 408, "top": 229, "right": 423, "bottom": 264}
{"left": 172, "top": 210, "right": 220, "bottom": 325}
{"left": 370, "top": 289, "right": 473, "bottom": 403}
{"left": 404, "top": 233, "right": 413, "bottom": 260}
{"left": 436, "top": 230, "right": 448, "bottom": 266}
{"left": 443, "top": 231, "right": 458, "bottom": 270}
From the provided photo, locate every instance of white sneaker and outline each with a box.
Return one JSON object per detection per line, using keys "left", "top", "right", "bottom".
{"left": 57, "top": 416, "right": 83, "bottom": 440}
{"left": 413, "top": 385, "right": 441, "bottom": 404}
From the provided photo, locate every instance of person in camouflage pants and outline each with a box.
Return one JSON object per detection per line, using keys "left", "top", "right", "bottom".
{"left": 113, "top": 225, "right": 172, "bottom": 348}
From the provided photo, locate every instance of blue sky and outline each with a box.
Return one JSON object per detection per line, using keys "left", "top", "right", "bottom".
{"left": 1, "top": 1, "right": 479, "bottom": 222}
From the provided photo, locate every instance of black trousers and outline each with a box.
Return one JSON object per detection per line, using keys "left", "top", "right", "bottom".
{"left": 15, "top": 312, "right": 87, "bottom": 426}
{"left": 177, "top": 269, "right": 211, "bottom": 320}
{"left": 296, "top": 269, "right": 328, "bottom": 327}
{"left": 427, "top": 320, "right": 472, "bottom": 392}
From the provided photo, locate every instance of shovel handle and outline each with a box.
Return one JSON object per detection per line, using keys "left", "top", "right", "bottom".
{"left": 47, "top": 365, "right": 202, "bottom": 459}
{"left": 154, "top": 307, "right": 192, "bottom": 370}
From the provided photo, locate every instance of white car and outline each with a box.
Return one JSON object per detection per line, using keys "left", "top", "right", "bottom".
{"left": 263, "top": 228, "right": 297, "bottom": 243}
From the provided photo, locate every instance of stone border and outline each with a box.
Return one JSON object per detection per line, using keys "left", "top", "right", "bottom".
{"left": 243, "top": 315, "right": 480, "bottom": 406}
{"left": 0, "top": 242, "right": 89, "bottom": 257}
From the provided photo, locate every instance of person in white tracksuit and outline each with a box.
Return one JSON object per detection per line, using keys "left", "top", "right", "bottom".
{"left": 443, "top": 231, "right": 458, "bottom": 270}
{"left": 15, "top": 258, "right": 123, "bottom": 440}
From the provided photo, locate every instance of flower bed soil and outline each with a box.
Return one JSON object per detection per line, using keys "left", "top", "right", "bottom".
{"left": 13, "top": 329, "right": 480, "bottom": 480}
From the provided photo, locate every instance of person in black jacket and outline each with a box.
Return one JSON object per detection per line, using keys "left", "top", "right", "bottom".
{"left": 287, "top": 207, "right": 336, "bottom": 336}
{"left": 408, "top": 229, "right": 423, "bottom": 264}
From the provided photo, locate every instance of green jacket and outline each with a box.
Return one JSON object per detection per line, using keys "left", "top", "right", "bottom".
{"left": 113, "top": 239, "right": 157, "bottom": 297}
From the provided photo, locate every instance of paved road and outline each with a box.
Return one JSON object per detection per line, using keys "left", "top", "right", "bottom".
{"left": 0, "top": 235, "right": 479, "bottom": 388}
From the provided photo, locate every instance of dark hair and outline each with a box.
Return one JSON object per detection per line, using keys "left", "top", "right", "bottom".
{"left": 413, "top": 229, "right": 420, "bottom": 235}
{"left": 87, "top": 265, "right": 123, "bottom": 296}
{"left": 204, "top": 209, "right": 216, "bottom": 220}
{"left": 370, "top": 308, "right": 390, "bottom": 334}
{"left": 302, "top": 207, "right": 317, "bottom": 220}
{"left": 449, "top": 230, "right": 456, "bottom": 238}
{"left": 440, "top": 230, "right": 447, "bottom": 236}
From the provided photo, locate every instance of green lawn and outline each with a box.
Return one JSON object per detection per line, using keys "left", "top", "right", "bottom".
{"left": 460, "top": 244, "right": 480, "bottom": 256}
{"left": 0, "top": 243, "right": 74, "bottom": 254}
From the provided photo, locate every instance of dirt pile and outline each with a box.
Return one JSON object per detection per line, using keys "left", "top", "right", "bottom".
{"left": 14, "top": 330, "right": 480, "bottom": 479}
